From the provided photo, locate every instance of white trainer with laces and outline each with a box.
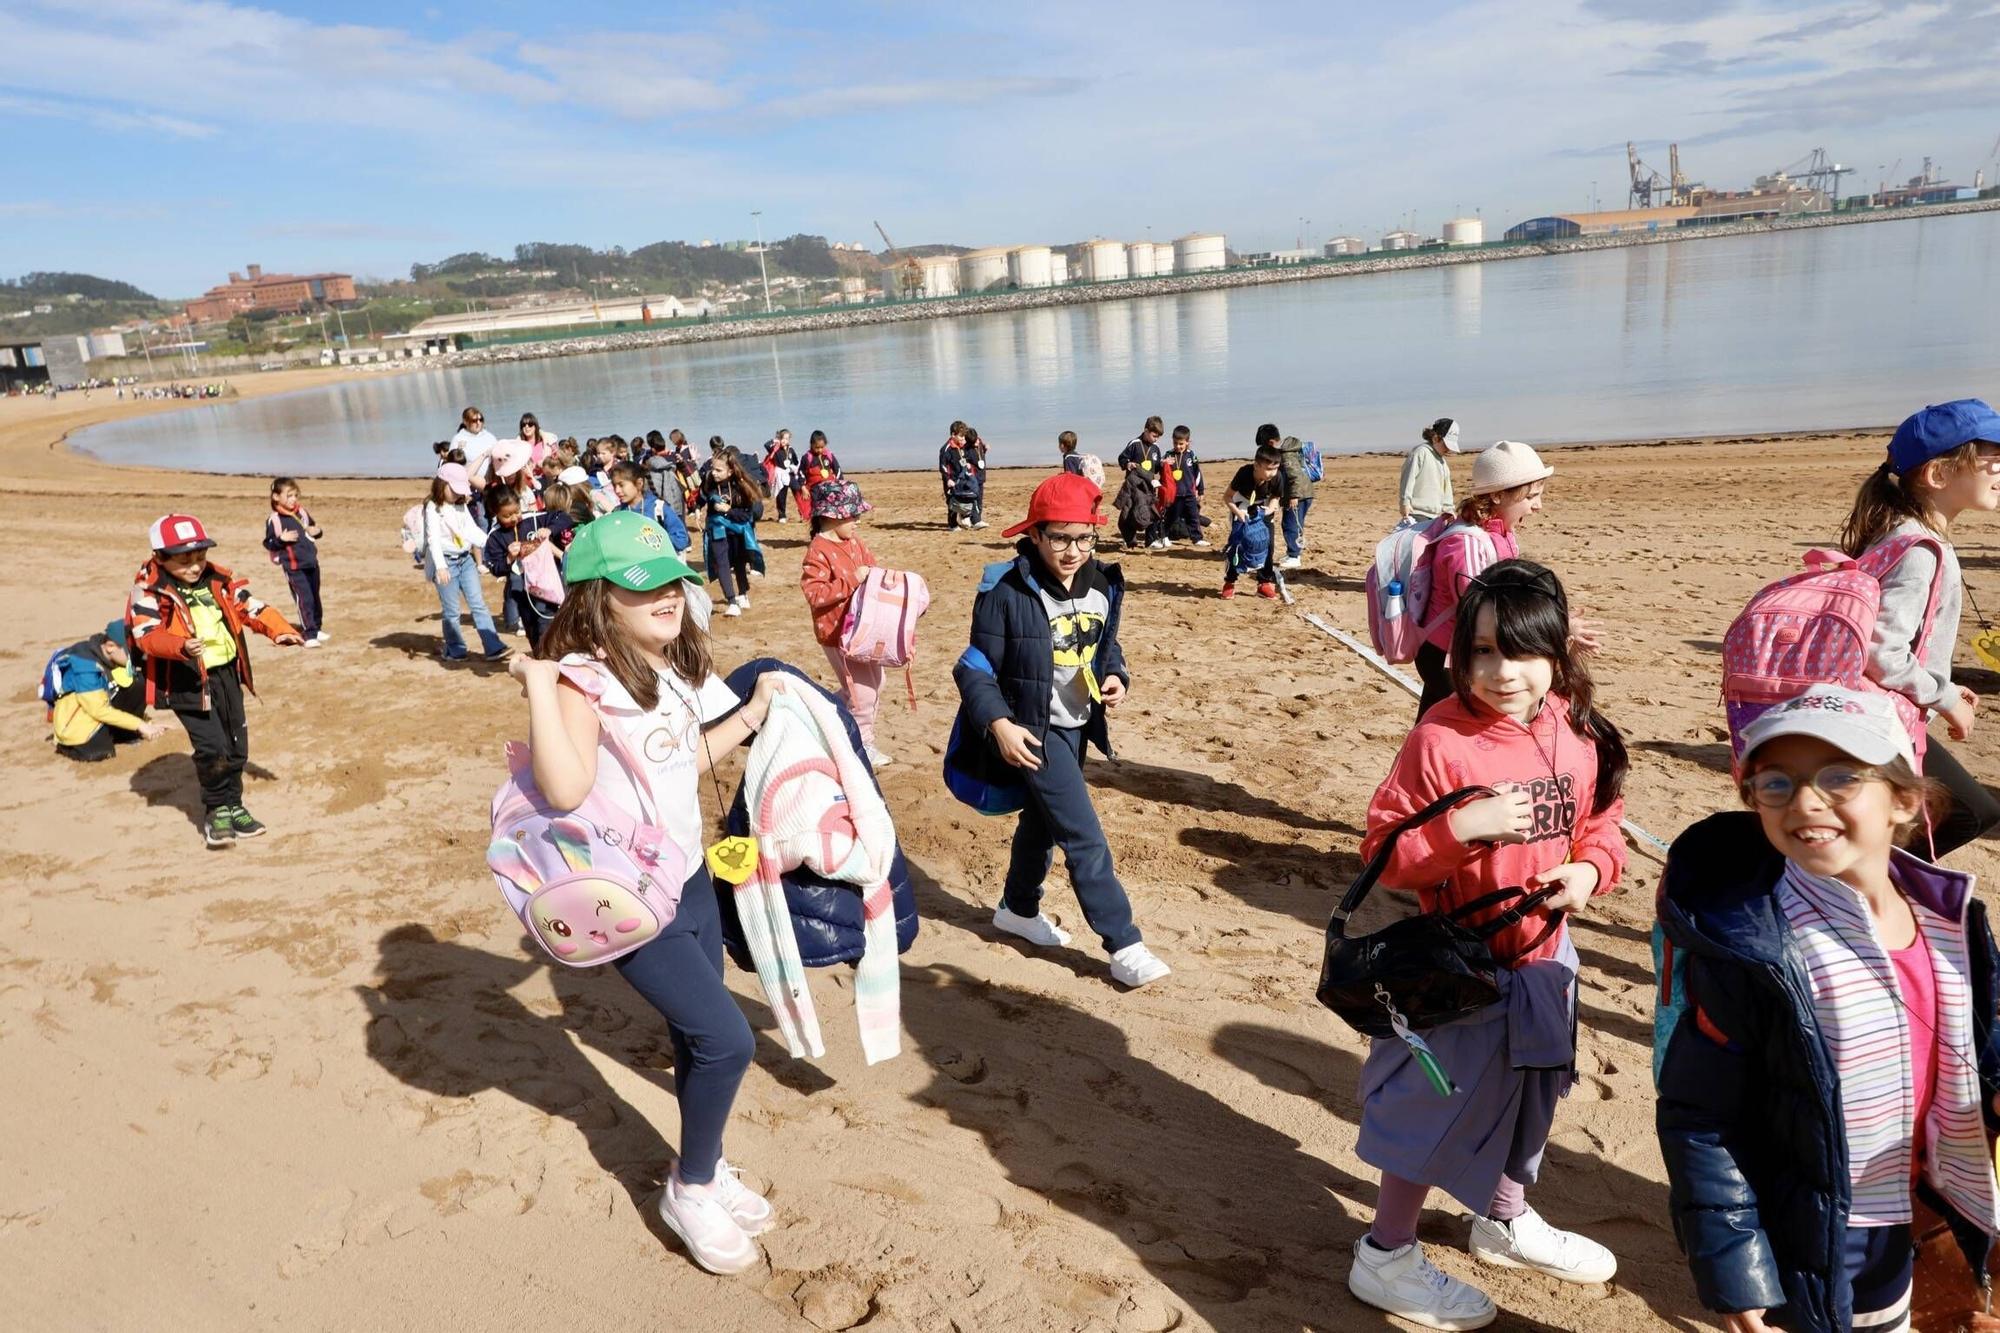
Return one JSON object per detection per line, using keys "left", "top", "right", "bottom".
{"left": 1280, "top": 555, "right": 1302, "bottom": 570}
{"left": 993, "top": 903, "right": 1070, "bottom": 948}
{"left": 713, "top": 1160, "right": 774, "bottom": 1236}
{"left": 1348, "top": 1237, "right": 1496, "bottom": 1330}
{"left": 1468, "top": 1207, "right": 1617, "bottom": 1285}
{"left": 1109, "top": 942, "right": 1170, "bottom": 988}
{"left": 864, "top": 745, "right": 894, "bottom": 767}
{"left": 737, "top": 594, "right": 751, "bottom": 609}
{"left": 723, "top": 603, "right": 742, "bottom": 618}
{"left": 657, "top": 1172, "right": 759, "bottom": 1274}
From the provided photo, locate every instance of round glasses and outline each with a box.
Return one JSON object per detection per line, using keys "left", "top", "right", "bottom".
{"left": 1041, "top": 531, "right": 1098, "bottom": 552}
{"left": 1741, "top": 763, "right": 1884, "bottom": 809}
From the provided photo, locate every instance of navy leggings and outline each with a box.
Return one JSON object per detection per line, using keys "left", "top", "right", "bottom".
{"left": 1843, "top": 1223, "right": 1912, "bottom": 1329}
{"left": 611, "top": 864, "right": 754, "bottom": 1186}
{"left": 1002, "top": 724, "right": 1143, "bottom": 954}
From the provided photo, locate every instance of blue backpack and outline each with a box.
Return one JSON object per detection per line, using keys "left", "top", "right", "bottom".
{"left": 1302, "top": 439, "right": 1324, "bottom": 483}
{"left": 36, "top": 649, "right": 68, "bottom": 713}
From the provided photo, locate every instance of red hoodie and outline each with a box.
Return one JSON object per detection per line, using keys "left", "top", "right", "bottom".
{"left": 1360, "top": 692, "right": 1624, "bottom": 967}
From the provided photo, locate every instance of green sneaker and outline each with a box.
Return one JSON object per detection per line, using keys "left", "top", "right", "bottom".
{"left": 205, "top": 810, "right": 237, "bottom": 849}
{"left": 226, "top": 805, "right": 267, "bottom": 838}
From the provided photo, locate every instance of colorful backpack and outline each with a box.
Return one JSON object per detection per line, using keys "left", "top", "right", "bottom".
{"left": 1364, "top": 517, "right": 1474, "bottom": 663}
{"left": 36, "top": 648, "right": 70, "bottom": 716}
{"left": 1302, "top": 439, "right": 1324, "bottom": 483}
{"left": 399, "top": 503, "right": 425, "bottom": 556}
{"left": 486, "top": 663, "right": 685, "bottom": 966}
{"left": 1720, "top": 534, "right": 1944, "bottom": 768}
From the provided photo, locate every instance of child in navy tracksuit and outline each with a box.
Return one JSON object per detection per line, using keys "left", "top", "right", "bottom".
{"left": 264, "top": 476, "right": 327, "bottom": 644}
{"left": 482, "top": 490, "right": 559, "bottom": 650}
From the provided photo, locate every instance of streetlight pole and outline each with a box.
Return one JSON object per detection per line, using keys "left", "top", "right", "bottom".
{"left": 751, "top": 210, "right": 773, "bottom": 313}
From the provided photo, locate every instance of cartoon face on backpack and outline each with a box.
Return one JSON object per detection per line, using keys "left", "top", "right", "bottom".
{"left": 487, "top": 815, "right": 669, "bottom": 965}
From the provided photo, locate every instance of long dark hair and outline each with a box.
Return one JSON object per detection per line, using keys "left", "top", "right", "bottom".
{"left": 535, "top": 578, "right": 712, "bottom": 713}
{"left": 1449, "top": 558, "right": 1627, "bottom": 812}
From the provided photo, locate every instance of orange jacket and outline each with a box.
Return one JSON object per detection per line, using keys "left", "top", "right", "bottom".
{"left": 127, "top": 557, "right": 296, "bottom": 709}
{"left": 799, "top": 532, "right": 875, "bottom": 646}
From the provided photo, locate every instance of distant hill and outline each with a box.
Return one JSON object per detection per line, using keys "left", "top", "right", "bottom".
{"left": 399, "top": 235, "right": 863, "bottom": 301}
{"left": 0, "top": 271, "right": 168, "bottom": 340}
{"left": 3, "top": 271, "right": 155, "bottom": 302}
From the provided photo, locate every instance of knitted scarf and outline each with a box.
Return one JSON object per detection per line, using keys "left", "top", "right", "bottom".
{"left": 736, "top": 687, "right": 902, "bottom": 1064}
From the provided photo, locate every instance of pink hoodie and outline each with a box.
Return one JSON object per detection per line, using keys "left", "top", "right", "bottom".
{"left": 1360, "top": 692, "right": 1625, "bottom": 968}
{"left": 1422, "top": 518, "right": 1517, "bottom": 651}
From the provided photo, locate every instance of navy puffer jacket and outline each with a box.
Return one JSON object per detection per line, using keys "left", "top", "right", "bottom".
{"left": 715, "top": 657, "right": 918, "bottom": 970}
{"left": 1657, "top": 813, "right": 2000, "bottom": 1331}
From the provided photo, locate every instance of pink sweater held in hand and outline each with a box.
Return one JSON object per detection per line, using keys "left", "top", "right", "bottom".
{"left": 1422, "top": 518, "right": 1517, "bottom": 651}
{"left": 1360, "top": 692, "right": 1625, "bottom": 968}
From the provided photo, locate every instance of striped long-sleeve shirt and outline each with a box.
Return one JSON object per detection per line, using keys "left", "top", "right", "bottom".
{"left": 1777, "top": 859, "right": 2000, "bottom": 1229}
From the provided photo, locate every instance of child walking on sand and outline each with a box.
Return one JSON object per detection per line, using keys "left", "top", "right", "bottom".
{"left": 263, "top": 476, "right": 327, "bottom": 646}
{"left": 1347, "top": 558, "right": 1627, "bottom": 1329}
{"left": 509, "top": 511, "right": 794, "bottom": 1275}
{"left": 129, "top": 513, "right": 304, "bottom": 848}
{"left": 701, "top": 454, "right": 766, "bottom": 617}
{"left": 1658, "top": 684, "right": 2000, "bottom": 1333}
{"left": 424, "top": 462, "right": 510, "bottom": 663}
{"left": 951, "top": 472, "right": 1169, "bottom": 990}
{"left": 1835, "top": 398, "right": 2000, "bottom": 857}
{"left": 799, "top": 479, "right": 892, "bottom": 767}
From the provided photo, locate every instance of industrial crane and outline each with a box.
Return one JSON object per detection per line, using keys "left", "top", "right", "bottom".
{"left": 873, "top": 220, "right": 924, "bottom": 300}
{"left": 1774, "top": 148, "right": 1851, "bottom": 204}
{"left": 1977, "top": 133, "right": 1999, "bottom": 191}
{"left": 1626, "top": 142, "right": 1667, "bottom": 209}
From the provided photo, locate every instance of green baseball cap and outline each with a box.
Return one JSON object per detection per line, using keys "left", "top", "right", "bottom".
{"left": 562, "top": 511, "right": 698, "bottom": 591}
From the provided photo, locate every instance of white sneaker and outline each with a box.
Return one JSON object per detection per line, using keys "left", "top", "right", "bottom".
{"left": 1193, "top": 539, "right": 1212, "bottom": 548}
{"left": 304, "top": 638, "right": 322, "bottom": 649}
{"left": 1281, "top": 556, "right": 1302, "bottom": 570}
{"left": 993, "top": 903, "right": 1070, "bottom": 948}
{"left": 971, "top": 521, "right": 988, "bottom": 530}
{"left": 1348, "top": 1237, "right": 1496, "bottom": 1330}
{"left": 313, "top": 631, "right": 331, "bottom": 642}
{"left": 713, "top": 1160, "right": 775, "bottom": 1236}
{"left": 724, "top": 603, "right": 742, "bottom": 618}
{"left": 1109, "top": 942, "right": 1170, "bottom": 988}
{"left": 657, "top": 1172, "right": 759, "bottom": 1274}
{"left": 864, "top": 745, "right": 894, "bottom": 767}
{"left": 737, "top": 594, "right": 751, "bottom": 609}
{"left": 1468, "top": 1207, "right": 1616, "bottom": 1285}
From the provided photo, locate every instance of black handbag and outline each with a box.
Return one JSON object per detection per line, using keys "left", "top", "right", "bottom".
{"left": 1317, "top": 786, "right": 1563, "bottom": 1039}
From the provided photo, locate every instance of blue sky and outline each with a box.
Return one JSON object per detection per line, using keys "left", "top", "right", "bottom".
{"left": 3, "top": 0, "right": 1997, "bottom": 297}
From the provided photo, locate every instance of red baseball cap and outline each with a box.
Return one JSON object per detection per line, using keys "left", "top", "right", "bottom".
{"left": 149, "top": 513, "right": 216, "bottom": 554}
{"left": 1001, "top": 472, "right": 1107, "bottom": 539}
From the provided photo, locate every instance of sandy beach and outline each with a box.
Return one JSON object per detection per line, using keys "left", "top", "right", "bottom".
{"left": 8, "top": 382, "right": 2000, "bottom": 1332}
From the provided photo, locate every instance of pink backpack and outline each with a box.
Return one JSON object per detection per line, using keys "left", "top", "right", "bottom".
{"left": 486, "top": 664, "right": 686, "bottom": 966}
{"left": 838, "top": 567, "right": 930, "bottom": 709}
{"left": 1364, "top": 516, "right": 1476, "bottom": 664}
{"left": 521, "top": 540, "right": 566, "bottom": 605}
{"left": 1721, "top": 533, "right": 1944, "bottom": 768}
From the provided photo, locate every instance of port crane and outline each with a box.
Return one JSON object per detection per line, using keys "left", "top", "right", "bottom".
{"left": 1773, "top": 148, "right": 1851, "bottom": 203}
{"left": 1627, "top": 141, "right": 1699, "bottom": 208}
{"left": 873, "top": 220, "right": 925, "bottom": 300}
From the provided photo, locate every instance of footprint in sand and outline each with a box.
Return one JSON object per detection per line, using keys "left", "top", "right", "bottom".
{"left": 278, "top": 1187, "right": 356, "bottom": 1278}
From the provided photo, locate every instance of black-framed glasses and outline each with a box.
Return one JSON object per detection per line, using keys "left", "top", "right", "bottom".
{"left": 1742, "top": 763, "right": 1884, "bottom": 809}
{"left": 1040, "top": 531, "right": 1098, "bottom": 552}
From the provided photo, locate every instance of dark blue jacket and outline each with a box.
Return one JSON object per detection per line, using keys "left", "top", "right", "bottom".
{"left": 1657, "top": 812, "right": 2000, "bottom": 1331}
{"left": 950, "top": 544, "right": 1129, "bottom": 785}
{"left": 481, "top": 511, "right": 555, "bottom": 582}
{"left": 715, "top": 657, "right": 918, "bottom": 969}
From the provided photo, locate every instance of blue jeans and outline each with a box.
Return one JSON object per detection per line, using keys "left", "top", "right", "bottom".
{"left": 1282, "top": 496, "right": 1314, "bottom": 559}
{"left": 433, "top": 553, "right": 504, "bottom": 658}
{"left": 1002, "top": 724, "right": 1143, "bottom": 954}
{"left": 613, "top": 866, "right": 754, "bottom": 1185}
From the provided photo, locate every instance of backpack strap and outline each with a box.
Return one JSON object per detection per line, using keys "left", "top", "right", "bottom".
{"left": 554, "top": 659, "right": 664, "bottom": 828}
{"left": 1328, "top": 787, "right": 1494, "bottom": 932}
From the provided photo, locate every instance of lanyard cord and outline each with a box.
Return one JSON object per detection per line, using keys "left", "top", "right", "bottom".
{"left": 659, "top": 673, "right": 736, "bottom": 827}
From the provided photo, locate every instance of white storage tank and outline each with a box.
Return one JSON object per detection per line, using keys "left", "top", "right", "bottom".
{"left": 1442, "top": 218, "right": 1485, "bottom": 246}
{"left": 1324, "top": 236, "right": 1366, "bottom": 256}
{"left": 959, "top": 247, "right": 1011, "bottom": 293}
{"left": 1381, "top": 230, "right": 1418, "bottom": 251}
{"left": 1126, "top": 242, "right": 1157, "bottom": 278}
{"left": 1049, "top": 250, "right": 1070, "bottom": 284}
{"left": 1083, "top": 239, "right": 1128, "bottom": 282}
{"left": 919, "top": 255, "right": 960, "bottom": 298}
{"left": 1153, "top": 241, "right": 1176, "bottom": 273}
{"left": 1173, "top": 232, "right": 1226, "bottom": 273}
{"left": 1008, "top": 244, "right": 1053, "bottom": 289}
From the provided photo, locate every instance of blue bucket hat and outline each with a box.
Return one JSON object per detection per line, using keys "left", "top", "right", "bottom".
{"left": 1887, "top": 398, "right": 2000, "bottom": 474}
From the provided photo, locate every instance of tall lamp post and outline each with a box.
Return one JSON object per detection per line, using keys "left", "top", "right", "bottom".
{"left": 751, "top": 210, "right": 773, "bottom": 313}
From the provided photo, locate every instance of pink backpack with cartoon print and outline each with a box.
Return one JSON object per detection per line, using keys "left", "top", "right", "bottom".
{"left": 1721, "top": 533, "right": 1944, "bottom": 768}
{"left": 486, "top": 663, "right": 686, "bottom": 966}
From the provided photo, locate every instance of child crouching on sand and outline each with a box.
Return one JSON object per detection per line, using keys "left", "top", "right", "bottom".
{"left": 129, "top": 513, "right": 303, "bottom": 848}
{"left": 510, "top": 511, "right": 793, "bottom": 1275}
{"left": 799, "top": 478, "right": 892, "bottom": 766}
{"left": 1659, "top": 684, "right": 2000, "bottom": 1333}
{"left": 1348, "top": 558, "right": 1626, "bottom": 1329}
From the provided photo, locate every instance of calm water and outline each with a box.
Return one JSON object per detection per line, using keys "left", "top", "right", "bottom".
{"left": 74, "top": 211, "right": 2000, "bottom": 476}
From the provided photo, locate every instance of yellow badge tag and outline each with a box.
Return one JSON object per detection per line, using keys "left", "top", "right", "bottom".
{"left": 1172, "top": 468, "right": 1183, "bottom": 481}
{"left": 1140, "top": 459, "right": 1153, "bottom": 471}
{"left": 706, "top": 836, "right": 759, "bottom": 885}
{"left": 1081, "top": 661, "right": 1102, "bottom": 704}
{"left": 1974, "top": 629, "right": 2000, "bottom": 673}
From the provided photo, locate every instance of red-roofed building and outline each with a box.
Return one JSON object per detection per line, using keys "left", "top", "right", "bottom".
{"left": 185, "top": 263, "right": 356, "bottom": 323}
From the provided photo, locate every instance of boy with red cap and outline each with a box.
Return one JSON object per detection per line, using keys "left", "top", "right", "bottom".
{"left": 951, "top": 472, "right": 1169, "bottom": 988}
{"left": 128, "top": 513, "right": 304, "bottom": 848}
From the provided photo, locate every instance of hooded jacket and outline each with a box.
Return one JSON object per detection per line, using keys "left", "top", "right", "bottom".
{"left": 1279, "top": 436, "right": 1318, "bottom": 501}
{"left": 1657, "top": 813, "right": 2000, "bottom": 1331}
{"left": 49, "top": 636, "right": 146, "bottom": 746}
{"left": 127, "top": 557, "right": 296, "bottom": 710}
{"left": 950, "top": 543, "right": 1129, "bottom": 784}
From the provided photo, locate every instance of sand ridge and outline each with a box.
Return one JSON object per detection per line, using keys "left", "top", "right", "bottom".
{"left": 5, "top": 388, "right": 1999, "bottom": 1331}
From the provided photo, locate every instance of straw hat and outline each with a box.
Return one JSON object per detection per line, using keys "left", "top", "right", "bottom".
{"left": 1469, "top": 440, "right": 1553, "bottom": 495}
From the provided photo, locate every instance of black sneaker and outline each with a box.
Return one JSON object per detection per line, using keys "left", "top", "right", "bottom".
{"left": 205, "top": 810, "right": 237, "bottom": 849}
{"left": 227, "top": 805, "right": 267, "bottom": 838}
{"left": 484, "top": 646, "right": 512, "bottom": 663}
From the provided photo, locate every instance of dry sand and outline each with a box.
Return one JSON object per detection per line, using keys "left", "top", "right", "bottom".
{"left": 7, "top": 382, "right": 2000, "bottom": 1332}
